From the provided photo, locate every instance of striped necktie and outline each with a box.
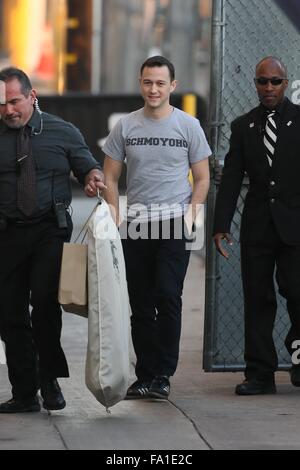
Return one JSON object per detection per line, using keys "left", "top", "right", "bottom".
{"left": 16, "top": 126, "right": 37, "bottom": 217}
{"left": 263, "top": 111, "right": 277, "bottom": 167}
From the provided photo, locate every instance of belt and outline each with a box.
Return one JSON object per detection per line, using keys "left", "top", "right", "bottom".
{"left": 7, "top": 211, "right": 55, "bottom": 226}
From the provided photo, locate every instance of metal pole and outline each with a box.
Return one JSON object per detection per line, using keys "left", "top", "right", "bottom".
{"left": 183, "top": 94, "right": 197, "bottom": 185}
{"left": 203, "top": 0, "right": 225, "bottom": 371}
{"left": 208, "top": 0, "right": 224, "bottom": 156}
{"left": 91, "top": 0, "right": 103, "bottom": 93}
{"left": 182, "top": 94, "right": 197, "bottom": 117}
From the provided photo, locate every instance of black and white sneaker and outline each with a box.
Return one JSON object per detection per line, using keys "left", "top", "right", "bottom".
{"left": 148, "top": 376, "right": 170, "bottom": 399}
{"left": 125, "top": 379, "right": 151, "bottom": 400}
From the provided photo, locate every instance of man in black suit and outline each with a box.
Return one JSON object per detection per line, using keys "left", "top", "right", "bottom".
{"left": 213, "top": 56, "right": 300, "bottom": 395}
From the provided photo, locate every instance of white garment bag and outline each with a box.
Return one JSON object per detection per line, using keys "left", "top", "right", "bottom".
{"left": 85, "top": 200, "right": 131, "bottom": 409}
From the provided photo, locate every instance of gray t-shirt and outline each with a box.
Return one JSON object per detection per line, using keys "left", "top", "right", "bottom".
{"left": 103, "top": 107, "right": 211, "bottom": 221}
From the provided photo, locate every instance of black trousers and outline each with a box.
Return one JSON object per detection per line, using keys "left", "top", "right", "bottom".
{"left": 0, "top": 214, "right": 72, "bottom": 401}
{"left": 241, "top": 224, "right": 300, "bottom": 382}
{"left": 121, "top": 218, "right": 191, "bottom": 381}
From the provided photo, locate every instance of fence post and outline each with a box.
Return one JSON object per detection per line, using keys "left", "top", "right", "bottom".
{"left": 203, "top": 0, "right": 225, "bottom": 371}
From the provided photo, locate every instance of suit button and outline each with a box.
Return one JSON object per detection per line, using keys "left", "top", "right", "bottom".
{"left": 270, "top": 198, "right": 275, "bottom": 203}
{"left": 270, "top": 181, "right": 275, "bottom": 186}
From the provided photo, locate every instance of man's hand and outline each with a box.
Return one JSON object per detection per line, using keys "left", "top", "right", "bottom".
{"left": 84, "top": 169, "right": 107, "bottom": 198}
{"left": 213, "top": 232, "right": 233, "bottom": 259}
{"left": 184, "top": 207, "right": 194, "bottom": 237}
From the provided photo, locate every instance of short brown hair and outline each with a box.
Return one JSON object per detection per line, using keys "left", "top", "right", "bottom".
{"left": 140, "top": 56, "right": 175, "bottom": 81}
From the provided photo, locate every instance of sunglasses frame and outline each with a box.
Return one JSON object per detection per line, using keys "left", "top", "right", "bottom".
{"left": 254, "top": 77, "right": 287, "bottom": 86}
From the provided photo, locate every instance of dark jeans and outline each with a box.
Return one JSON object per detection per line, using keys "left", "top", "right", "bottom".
{"left": 241, "top": 226, "right": 300, "bottom": 382}
{"left": 0, "top": 214, "right": 72, "bottom": 401}
{"left": 121, "top": 217, "right": 191, "bottom": 381}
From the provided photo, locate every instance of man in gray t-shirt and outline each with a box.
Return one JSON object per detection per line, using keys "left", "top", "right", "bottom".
{"left": 103, "top": 56, "right": 211, "bottom": 400}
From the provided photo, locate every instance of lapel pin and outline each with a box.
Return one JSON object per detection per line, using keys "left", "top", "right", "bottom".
{"left": 250, "top": 123, "right": 254, "bottom": 128}
{"left": 287, "top": 121, "right": 292, "bottom": 127}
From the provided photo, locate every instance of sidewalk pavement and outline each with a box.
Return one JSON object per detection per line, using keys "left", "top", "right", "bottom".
{"left": 0, "top": 193, "right": 300, "bottom": 450}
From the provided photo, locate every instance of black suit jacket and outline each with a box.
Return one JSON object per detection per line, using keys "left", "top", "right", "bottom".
{"left": 213, "top": 98, "right": 300, "bottom": 245}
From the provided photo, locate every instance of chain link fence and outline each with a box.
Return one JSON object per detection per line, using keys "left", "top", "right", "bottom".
{"left": 204, "top": 0, "right": 300, "bottom": 371}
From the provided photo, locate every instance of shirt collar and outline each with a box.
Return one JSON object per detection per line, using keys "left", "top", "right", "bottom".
{"left": 0, "top": 116, "right": 11, "bottom": 135}
{"left": 0, "top": 120, "right": 7, "bottom": 135}
{"left": 0, "top": 108, "right": 41, "bottom": 135}
{"left": 259, "top": 96, "right": 288, "bottom": 117}
{"left": 27, "top": 108, "right": 42, "bottom": 132}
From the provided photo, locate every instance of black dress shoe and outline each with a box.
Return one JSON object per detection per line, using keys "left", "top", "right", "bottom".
{"left": 235, "top": 379, "right": 276, "bottom": 396}
{"left": 148, "top": 376, "right": 170, "bottom": 399}
{"left": 125, "top": 379, "right": 152, "bottom": 399}
{"left": 41, "top": 379, "right": 66, "bottom": 410}
{"left": 0, "top": 397, "right": 40, "bottom": 413}
{"left": 290, "top": 366, "right": 300, "bottom": 387}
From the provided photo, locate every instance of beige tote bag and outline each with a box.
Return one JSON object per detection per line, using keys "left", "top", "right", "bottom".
{"left": 58, "top": 242, "right": 88, "bottom": 317}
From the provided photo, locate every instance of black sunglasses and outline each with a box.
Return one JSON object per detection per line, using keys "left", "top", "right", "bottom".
{"left": 254, "top": 77, "right": 287, "bottom": 86}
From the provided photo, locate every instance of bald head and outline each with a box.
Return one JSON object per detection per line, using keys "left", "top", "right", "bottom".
{"left": 255, "top": 56, "right": 289, "bottom": 109}
{"left": 256, "top": 56, "right": 287, "bottom": 78}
